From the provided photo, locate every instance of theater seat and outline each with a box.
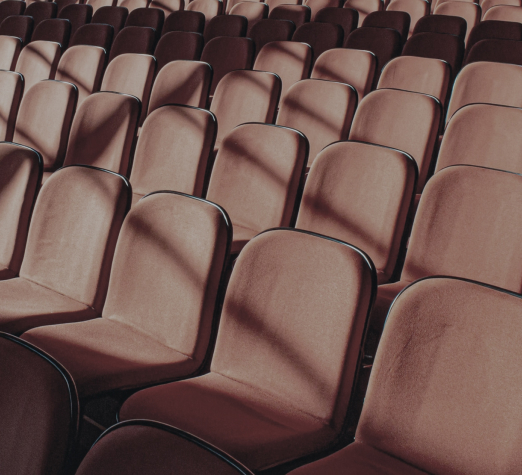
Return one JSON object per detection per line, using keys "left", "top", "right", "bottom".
{"left": 229, "top": 2, "right": 268, "bottom": 35}
{"left": 292, "top": 21, "right": 343, "bottom": 65}
{"left": 0, "top": 332, "right": 79, "bottom": 475}
{"left": 186, "top": 0, "right": 223, "bottom": 26}
{"left": 15, "top": 40, "right": 61, "bottom": 91}
{"left": 465, "top": 20, "right": 522, "bottom": 60}
{"left": 69, "top": 23, "right": 114, "bottom": 51}
{"left": 75, "top": 421, "right": 254, "bottom": 475}
{"left": 0, "top": 70, "right": 23, "bottom": 141}
{"left": 433, "top": 0, "right": 480, "bottom": 44}
{"left": 0, "top": 165, "right": 130, "bottom": 335}
{"left": 344, "top": 0, "right": 383, "bottom": 26}
{"left": 31, "top": 18, "right": 71, "bottom": 49}
{"left": 162, "top": 10, "right": 205, "bottom": 34}
{"left": 315, "top": 6, "right": 358, "bottom": 39}
{"left": 58, "top": 4, "right": 93, "bottom": 40}
{"left": 203, "top": 14, "right": 247, "bottom": 44}
{"left": 25, "top": 1, "right": 58, "bottom": 30}
{"left": 483, "top": 4, "right": 522, "bottom": 23}
{"left": 0, "top": 15, "right": 33, "bottom": 46}
{"left": 0, "top": 0, "right": 25, "bottom": 24}
{"left": 0, "top": 35, "right": 21, "bottom": 71}
{"left": 464, "top": 38, "right": 522, "bottom": 67}
{"left": 412, "top": 13, "right": 466, "bottom": 41}
{"left": 91, "top": 6, "right": 128, "bottom": 37}
{"left": 387, "top": 0, "right": 429, "bottom": 38}
{"left": 296, "top": 141, "right": 416, "bottom": 284}
{"left": 23, "top": 191, "right": 230, "bottom": 397}
{"left": 108, "top": 25, "right": 156, "bottom": 62}
{"left": 249, "top": 18, "right": 296, "bottom": 58}
{"left": 268, "top": 5, "right": 311, "bottom": 29}
{"left": 154, "top": 31, "right": 204, "bottom": 71}
{"left": 119, "top": 227, "right": 376, "bottom": 471}
{"left": 0, "top": 143, "right": 41, "bottom": 281}
{"left": 362, "top": 10, "right": 410, "bottom": 44}
{"left": 206, "top": 123, "right": 308, "bottom": 255}
{"left": 303, "top": 0, "right": 341, "bottom": 21}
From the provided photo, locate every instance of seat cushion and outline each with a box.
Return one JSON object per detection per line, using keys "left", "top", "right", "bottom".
{"left": 0, "top": 277, "right": 98, "bottom": 335}
{"left": 231, "top": 224, "right": 258, "bottom": 255}
{"left": 120, "top": 372, "right": 337, "bottom": 471}
{"left": 289, "top": 442, "right": 429, "bottom": 474}
{"left": 22, "top": 317, "right": 201, "bottom": 397}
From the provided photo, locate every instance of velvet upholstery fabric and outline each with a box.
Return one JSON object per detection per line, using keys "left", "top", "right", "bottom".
{"left": 465, "top": 38, "right": 522, "bottom": 67}
{"left": 349, "top": 88, "right": 440, "bottom": 192}
{"left": 482, "top": 0, "right": 522, "bottom": 18}
{"left": 344, "top": 0, "right": 383, "bottom": 26}
{"left": 117, "top": 0, "right": 148, "bottom": 12}
{"left": 150, "top": 0, "right": 184, "bottom": 17}
{"left": 154, "top": 31, "right": 204, "bottom": 71}
{"left": 465, "top": 20, "right": 522, "bottom": 60}
{"left": 56, "top": 45, "right": 106, "bottom": 107}
{"left": 15, "top": 40, "right": 61, "bottom": 92}
{"left": 70, "top": 23, "right": 114, "bottom": 51}
{"left": 131, "top": 105, "right": 216, "bottom": 202}
{"left": 277, "top": 78, "right": 357, "bottom": 166}
{"left": 92, "top": 6, "right": 128, "bottom": 37}
{"left": 446, "top": 62, "right": 522, "bottom": 125}
{"left": 25, "top": 2, "right": 58, "bottom": 30}
{"left": 203, "top": 14, "right": 247, "bottom": 43}
{"left": 0, "top": 143, "right": 41, "bottom": 281}
{"left": 296, "top": 141, "right": 416, "bottom": 284}
{"left": 387, "top": 0, "right": 429, "bottom": 38}
{"left": 483, "top": 4, "right": 522, "bottom": 22}
{"left": 14, "top": 80, "right": 77, "bottom": 175}
{"left": 250, "top": 19, "right": 295, "bottom": 59}
{"left": 436, "top": 103, "right": 522, "bottom": 174}
{"left": 0, "top": 0, "right": 25, "bottom": 24}
{"left": 201, "top": 36, "right": 255, "bottom": 95}
{"left": 433, "top": 1, "right": 480, "bottom": 44}
{"left": 312, "top": 48, "right": 375, "bottom": 100}
{"left": 86, "top": 0, "right": 114, "bottom": 14}
{"left": 58, "top": 4, "right": 93, "bottom": 39}
{"left": 268, "top": 5, "right": 311, "bottom": 30}
{"left": 63, "top": 92, "right": 140, "bottom": 175}
{"left": 210, "top": 70, "right": 281, "bottom": 150}
{"left": 126, "top": 7, "right": 165, "bottom": 40}
{"left": 303, "top": 0, "right": 341, "bottom": 21}
{"left": 315, "top": 7, "right": 357, "bottom": 39}
{"left": 229, "top": 2, "right": 268, "bottom": 35}
{"left": 0, "top": 35, "right": 21, "bottom": 71}
{"left": 0, "top": 333, "right": 78, "bottom": 475}
{"left": 0, "top": 70, "right": 23, "bottom": 142}
{"left": 412, "top": 13, "right": 466, "bottom": 41}
{"left": 147, "top": 60, "right": 211, "bottom": 113}
{"left": 186, "top": 0, "right": 223, "bottom": 26}
{"left": 254, "top": 41, "right": 312, "bottom": 99}
{"left": 101, "top": 53, "right": 156, "bottom": 124}
{"left": 0, "top": 15, "right": 34, "bottom": 46}
{"left": 75, "top": 422, "right": 254, "bottom": 475}
{"left": 162, "top": 10, "right": 205, "bottom": 34}
{"left": 108, "top": 26, "right": 156, "bottom": 62}
{"left": 378, "top": 56, "right": 451, "bottom": 106}
{"left": 23, "top": 192, "right": 230, "bottom": 397}
{"left": 32, "top": 19, "right": 71, "bottom": 49}
{"left": 362, "top": 10, "right": 410, "bottom": 44}
{"left": 292, "top": 22, "right": 343, "bottom": 65}
{"left": 207, "top": 123, "right": 307, "bottom": 254}
{"left": 120, "top": 228, "right": 375, "bottom": 471}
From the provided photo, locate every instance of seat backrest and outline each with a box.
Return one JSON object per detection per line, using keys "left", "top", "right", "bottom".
{"left": 108, "top": 26, "right": 156, "bottom": 62}
{"left": 436, "top": 103, "right": 522, "bottom": 174}
{"left": 402, "top": 31, "right": 464, "bottom": 81}
{"left": 86, "top": 0, "right": 114, "bottom": 14}
{"left": 433, "top": 1, "right": 480, "bottom": 44}
{"left": 125, "top": 7, "right": 164, "bottom": 40}
{"left": 266, "top": 0, "right": 300, "bottom": 10}
{"left": 162, "top": 10, "right": 205, "bottom": 34}
{"left": 56, "top": 45, "right": 106, "bottom": 107}
{"left": 131, "top": 105, "right": 217, "bottom": 203}
{"left": 0, "top": 333, "right": 78, "bottom": 475}
{"left": 362, "top": 10, "right": 410, "bottom": 43}
{"left": 20, "top": 165, "right": 131, "bottom": 312}
{"left": 14, "top": 80, "right": 77, "bottom": 173}
{"left": 76, "top": 421, "right": 254, "bottom": 475}
{"left": 312, "top": 48, "right": 376, "bottom": 100}
{"left": 154, "top": 31, "right": 204, "bottom": 71}
{"left": 0, "top": 15, "right": 34, "bottom": 46}
{"left": 412, "top": 12, "right": 466, "bottom": 41}
{"left": 117, "top": 0, "right": 148, "bottom": 11}
{"left": 203, "top": 14, "right": 247, "bottom": 44}
{"left": 403, "top": 166, "right": 522, "bottom": 290}
{"left": 211, "top": 227, "right": 375, "bottom": 432}
{"left": 207, "top": 123, "right": 307, "bottom": 241}
{"left": 268, "top": 4, "right": 311, "bottom": 29}
{"left": 483, "top": 4, "right": 522, "bottom": 23}
{"left": 465, "top": 38, "right": 522, "bottom": 67}
{"left": 186, "top": 0, "right": 222, "bottom": 26}
{"left": 210, "top": 70, "right": 281, "bottom": 149}
{"left": 297, "top": 141, "right": 416, "bottom": 284}
{"left": 32, "top": 18, "right": 71, "bottom": 49}
{"left": 101, "top": 190, "right": 230, "bottom": 363}
{"left": 358, "top": 276, "right": 522, "bottom": 475}
{"left": 277, "top": 78, "right": 357, "bottom": 165}
{"left": 378, "top": 55, "right": 451, "bottom": 106}
{"left": 63, "top": 92, "right": 140, "bottom": 176}
{"left": 92, "top": 6, "right": 129, "bottom": 37}
{"left": 0, "top": 70, "right": 23, "bottom": 142}
{"left": 148, "top": 60, "right": 211, "bottom": 113}
{"left": 0, "top": 35, "right": 21, "bottom": 71}
{"left": 249, "top": 18, "right": 295, "bottom": 57}
{"left": 349, "top": 89, "right": 440, "bottom": 192}
{"left": 101, "top": 53, "right": 155, "bottom": 124}
{"left": 254, "top": 41, "right": 312, "bottom": 99}
{"left": 292, "top": 21, "right": 343, "bottom": 64}
{"left": 303, "top": 0, "right": 341, "bottom": 20}
{"left": 0, "top": 143, "right": 41, "bottom": 280}
{"left": 314, "top": 6, "right": 358, "bottom": 39}
{"left": 465, "top": 20, "right": 522, "bottom": 60}
{"left": 15, "top": 40, "right": 62, "bottom": 92}
{"left": 150, "top": 0, "right": 184, "bottom": 16}
{"left": 387, "top": 0, "right": 429, "bottom": 38}
{"left": 482, "top": 0, "right": 522, "bottom": 18}
{"left": 25, "top": 2, "right": 58, "bottom": 29}
{"left": 58, "top": 4, "right": 93, "bottom": 39}
{"left": 344, "top": 26, "right": 402, "bottom": 86}
{"left": 0, "top": 0, "right": 26, "bottom": 24}
{"left": 446, "top": 62, "right": 522, "bottom": 125}
{"left": 70, "top": 23, "right": 114, "bottom": 51}
{"left": 229, "top": 2, "right": 268, "bottom": 34}
{"left": 344, "top": 0, "right": 383, "bottom": 26}
{"left": 200, "top": 36, "right": 254, "bottom": 94}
